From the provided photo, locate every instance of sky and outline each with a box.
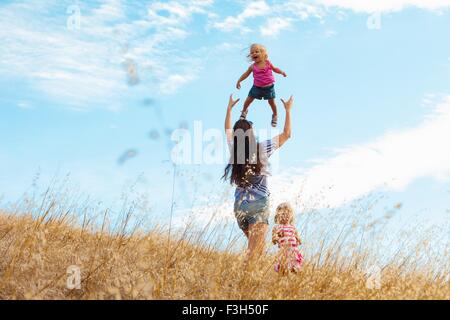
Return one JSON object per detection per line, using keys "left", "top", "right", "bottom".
{"left": 0, "top": 1, "right": 449, "bottom": 244}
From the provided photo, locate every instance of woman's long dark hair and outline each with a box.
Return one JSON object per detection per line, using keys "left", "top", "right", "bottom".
{"left": 222, "top": 120, "right": 262, "bottom": 187}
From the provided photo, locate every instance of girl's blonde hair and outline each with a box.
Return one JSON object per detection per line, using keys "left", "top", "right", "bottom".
{"left": 274, "top": 202, "right": 295, "bottom": 225}
{"left": 247, "top": 43, "right": 269, "bottom": 62}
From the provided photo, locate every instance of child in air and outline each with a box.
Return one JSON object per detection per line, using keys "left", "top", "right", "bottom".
{"left": 236, "top": 43, "right": 287, "bottom": 127}
{"left": 272, "top": 202, "right": 303, "bottom": 274}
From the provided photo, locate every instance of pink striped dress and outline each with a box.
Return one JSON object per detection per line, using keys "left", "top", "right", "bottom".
{"left": 273, "top": 224, "right": 304, "bottom": 273}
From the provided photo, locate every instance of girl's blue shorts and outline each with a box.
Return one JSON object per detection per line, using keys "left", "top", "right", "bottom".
{"left": 249, "top": 84, "right": 276, "bottom": 100}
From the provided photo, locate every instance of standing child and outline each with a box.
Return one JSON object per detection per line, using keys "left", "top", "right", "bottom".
{"left": 236, "top": 43, "right": 287, "bottom": 127}
{"left": 272, "top": 203, "right": 303, "bottom": 274}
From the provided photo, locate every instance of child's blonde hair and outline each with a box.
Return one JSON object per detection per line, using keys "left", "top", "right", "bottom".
{"left": 274, "top": 202, "right": 295, "bottom": 225}
{"left": 247, "top": 43, "right": 269, "bottom": 62}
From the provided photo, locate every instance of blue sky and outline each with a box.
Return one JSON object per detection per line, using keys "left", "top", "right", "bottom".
{"left": 1, "top": 1, "right": 449, "bottom": 240}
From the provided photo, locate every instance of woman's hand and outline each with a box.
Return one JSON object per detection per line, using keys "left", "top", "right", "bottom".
{"left": 228, "top": 94, "right": 240, "bottom": 109}
{"left": 281, "top": 96, "right": 294, "bottom": 111}
{"left": 236, "top": 82, "right": 241, "bottom": 90}
{"left": 225, "top": 95, "right": 239, "bottom": 134}
{"left": 275, "top": 95, "right": 294, "bottom": 149}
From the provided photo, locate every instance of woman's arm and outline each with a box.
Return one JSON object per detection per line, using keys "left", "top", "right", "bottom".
{"left": 274, "top": 96, "right": 294, "bottom": 149}
{"left": 236, "top": 66, "right": 253, "bottom": 89}
{"left": 225, "top": 94, "right": 240, "bottom": 143}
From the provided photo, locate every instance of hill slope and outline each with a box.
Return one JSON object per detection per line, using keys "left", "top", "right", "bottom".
{"left": 0, "top": 212, "right": 448, "bottom": 299}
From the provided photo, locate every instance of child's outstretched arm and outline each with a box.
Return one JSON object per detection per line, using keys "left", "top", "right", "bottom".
{"left": 272, "top": 227, "right": 280, "bottom": 245}
{"left": 295, "top": 230, "right": 302, "bottom": 245}
{"left": 272, "top": 65, "right": 287, "bottom": 77}
{"left": 236, "top": 66, "right": 253, "bottom": 89}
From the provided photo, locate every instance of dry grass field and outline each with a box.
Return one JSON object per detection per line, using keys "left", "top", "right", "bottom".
{"left": 0, "top": 202, "right": 448, "bottom": 300}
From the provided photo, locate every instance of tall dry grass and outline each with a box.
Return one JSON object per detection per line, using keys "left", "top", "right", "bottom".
{"left": 0, "top": 192, "right": 448, "bottom": 300}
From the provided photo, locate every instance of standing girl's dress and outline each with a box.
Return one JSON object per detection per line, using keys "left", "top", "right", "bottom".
{"left": 273, "top": 224, "right": 303, "bottom": 272}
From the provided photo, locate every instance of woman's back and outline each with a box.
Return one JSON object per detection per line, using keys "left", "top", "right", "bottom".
{"left": 234, "top": 139, "right": 278, "bottom": 201}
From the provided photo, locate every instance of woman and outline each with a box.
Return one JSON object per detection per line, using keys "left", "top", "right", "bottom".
{"left": 223, "top": 94, "right": 294, "bottom": 262}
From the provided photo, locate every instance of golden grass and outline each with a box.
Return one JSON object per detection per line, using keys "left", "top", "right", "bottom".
{"left": 0, "top": 210, "right": 448, "bottom": 300}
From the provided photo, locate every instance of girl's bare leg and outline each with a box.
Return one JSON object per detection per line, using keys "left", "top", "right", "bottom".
{"left": 241, "top": 96, "right": 255, "bottom": 119}
{"left": 268, "top": 99, "right": 278, "bottom": 115}
{"left": 268, "top": 99, "right": 278, "bottom": 127}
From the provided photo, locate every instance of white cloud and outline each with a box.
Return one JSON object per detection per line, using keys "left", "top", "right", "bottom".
{"left": 183, "top": 95, "right": 450, "bottom": 226}
{"left": 17, "top": 101, "right": 33, "bottom": 110}
{"left": 0, "top": 0, "right": 215, "bottom": 111}
{"left": 160, "top": 74, "right": 197, "bottom": 95}
{"left": 92, "top": 0, "right": 125, "bottom": 21}
{"left": 324, "top": 29, "right": 338, "bottom": 37}
{"left": 315, "top": 0, "right": 450, "bottom": 13}
{"left": 2, "top": 0, "right": 449, "bottom": 111}
{"left": 213, "top": 0, "right": 271, "bottom": 32}
{"left": 0, "top": 3, "right": 132, "bottom": 110}
{"left": 148, "top": 0, "right": 213, "bottom": 26}
{"left": 270, "top": 95, "right": 450, "bottom": 210}
{"left": 260, "top": 17, "right": 293, "bottom": 37}
{"left": 212, "top": 0, "right": 449, "bottom": 38}
{"left": 211, "top": 1, "right": 325, "bottom": 36}
{"left": 281, "top": 1, "right": 326, "bottom": 20}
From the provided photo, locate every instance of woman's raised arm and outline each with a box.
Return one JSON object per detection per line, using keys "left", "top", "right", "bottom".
{"left": 225, "top": 94, "right": 240, "bottom": 142}
{"left": 274, "top": 96, "right": 294, "bottom": 149}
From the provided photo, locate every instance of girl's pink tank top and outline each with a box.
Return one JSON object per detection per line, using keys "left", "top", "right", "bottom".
{"left": 253, "top": 60, "right": 275, "bottom": 87}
